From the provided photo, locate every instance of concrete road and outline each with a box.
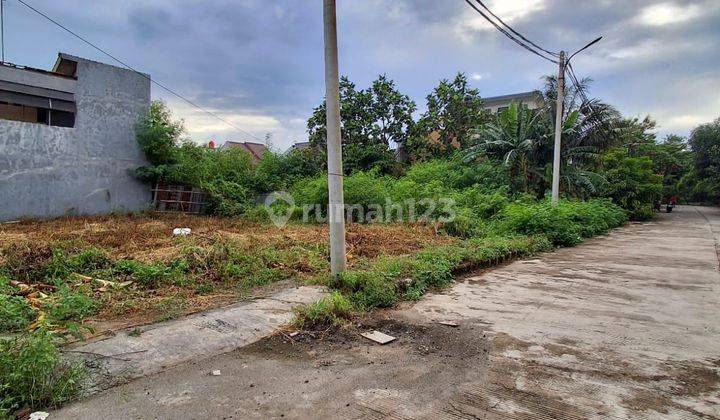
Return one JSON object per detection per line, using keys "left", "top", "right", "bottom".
{"left": 55, "top": 206, "right": 720, "bottom": 419}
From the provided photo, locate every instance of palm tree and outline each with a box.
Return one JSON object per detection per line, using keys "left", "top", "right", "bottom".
{"left": 465, "top": 102, "right": 546, "bottom": 192}
{"left": 534, "top": 76, "right": 622, "bottom": 197}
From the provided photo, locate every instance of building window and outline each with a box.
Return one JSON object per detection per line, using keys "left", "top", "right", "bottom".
{"left": 0, "top": 100, "right": 75, "bottom": 128}
{"left": 0, "top": 65, "right": 77, "bottom": 128}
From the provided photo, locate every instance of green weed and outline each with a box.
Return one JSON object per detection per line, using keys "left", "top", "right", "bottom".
{"left": 0, "top": 295, "right": 36, "bottom": 333}
{"left": 293, "top": 292, "right": 354, "bottom": 330}
{"left": 43, "top": 286, "right": 95, "bottom": 324}
{"left": 0, "top": 331, "right": 85, "bottom": 417}
{"left": 155, "top": 296, "right": 187, "bottom": 322}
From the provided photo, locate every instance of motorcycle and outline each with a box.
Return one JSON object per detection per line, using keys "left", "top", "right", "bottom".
{"left": 666, "top": 202, "right": 674, "bottom": 213}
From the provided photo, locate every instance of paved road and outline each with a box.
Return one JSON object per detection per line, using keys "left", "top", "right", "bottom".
{"left": 56, "top": 206, "right": 720, "bottom": 419}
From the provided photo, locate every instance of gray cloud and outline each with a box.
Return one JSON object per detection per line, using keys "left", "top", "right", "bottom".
{"left": 5, "top": 0, "right": 719, "bottom": 148}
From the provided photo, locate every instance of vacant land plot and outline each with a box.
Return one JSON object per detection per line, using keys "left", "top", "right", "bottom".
{"left": 0, "top": 214, "right": 455, "bottom": 334}
{"left": 54, "top": 206, "right": 720, "bottom": 419}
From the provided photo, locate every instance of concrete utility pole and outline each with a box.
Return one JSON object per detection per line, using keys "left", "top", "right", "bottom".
{"left": 1, "top": 0, "right": 5, "bottom": 63}
{"left": 323, "top": 0, "right": 346, "bottom": 277}
{"left": 551, "top": 50, "right": 565, "bottom": 205}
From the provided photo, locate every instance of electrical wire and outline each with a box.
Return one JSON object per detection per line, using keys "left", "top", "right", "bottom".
{"left": 16, "top": 0, "right": 263, "bottom": 142}
{"left": 567, "top": 63, "right": 589, "bottom": 104}
{"left": 462, "top": 0, "right": 558, "bottom": 64}
{"left": 473, "top": 0, "right": 559, "bottom": 57}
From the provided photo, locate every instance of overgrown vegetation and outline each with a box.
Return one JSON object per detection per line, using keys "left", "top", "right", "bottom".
{"left": 134, "top": 73, "right": 718, "bottom": 220}
{"left": 6, "top": 68, "right": 718, "bottom": 414}
{"left": 0, "top": 330, "right": 85, "bottom": 418}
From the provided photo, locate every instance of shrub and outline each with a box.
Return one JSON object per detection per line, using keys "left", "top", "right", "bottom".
{"left": 495, "top": 199, "right": 626, "bottom": 247}
{"left": 0, "top": 295, "right": 35, "bottom": 333}
{"left": 204, "top": 180, "right": 252, "bottom": 217}
{"left": 135, "top": 100, "right": 183, "bottom": 166}
{"left": 43, "top": 286, "right": 95, "bottom": 323}
{"left": 441, "top": 206, "right": 480, "bottom": 238}
{"left": 293, "top": 292, "right": 353, "bottom": 329}
{"left": 0, "top": 331, "right": 85, "bottom": 416}
{"left": 252, "top": 149, "right": 324, "bottom": 193}
{"left": 600, "top": 148, "right": 662, "bottom": 219}
{"left": 336, "top": 271, "right": 397, "bottom": 309}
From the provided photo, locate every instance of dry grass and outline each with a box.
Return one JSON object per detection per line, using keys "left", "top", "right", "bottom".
{"left": 0, "top": 214, "right": 456, "bottom": 334}
{"left": 0, "top": 214, "right": 456, "bottom": 263}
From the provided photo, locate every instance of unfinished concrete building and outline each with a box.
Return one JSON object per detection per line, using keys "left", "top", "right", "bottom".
{"left": 0, "top": 53, "right": 151, "bottom": 220}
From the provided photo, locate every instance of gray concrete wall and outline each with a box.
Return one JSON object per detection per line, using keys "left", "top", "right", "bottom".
{"left": 0, "top": 56, "right": 151, "bottom": 220}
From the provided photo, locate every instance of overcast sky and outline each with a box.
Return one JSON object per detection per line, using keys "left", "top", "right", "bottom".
{"left": 5, "top": 0, "right": 719, "bottom": 150}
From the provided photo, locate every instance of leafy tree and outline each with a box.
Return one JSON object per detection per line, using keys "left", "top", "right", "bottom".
{"left": 644, "top": 134, "right": 692, "bottom": 198}
{"left": 307, "top": 75, "right": 416, "bottom": 174}
{"left": 136, "top": 100, "right": 185, "bottom": 165}
{"left": 367, "top": 75, "right": 416, "bottom": 147}
{"left": 683, "top": 117, "right": 720, "bottom": 202}
{"left": 253, "top": 148, "right": 325, "bottom": 192}
{"left": 308, "top": 77, "right": 374, "bottom": 149}
{"left": 689, "top": 118, "right": 720, "bottom": 177}
{"left": 599, "top": 148, "right": 662, "bottom": 220}
{"left": 406, "top": 73, "right": 490, "bottom": 161}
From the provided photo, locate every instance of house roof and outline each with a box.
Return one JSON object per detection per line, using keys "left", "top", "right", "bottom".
{"left": 483, "top": 91, "right": 541, "bottom": 105}
{"left": 288, "top": 141, "right": 310, "bottom": 152}
{"left": 221, "top": 141, "right": 268, "bottom": 161}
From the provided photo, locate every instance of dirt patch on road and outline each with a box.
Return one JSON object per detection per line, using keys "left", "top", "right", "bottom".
{"left": 243, "top": 315, "right": 492, "bottom": 364}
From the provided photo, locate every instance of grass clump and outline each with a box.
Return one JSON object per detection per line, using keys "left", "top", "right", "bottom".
{"left": 42, "top": 286, "right": 96, "bottom": 324}
{"left": 111, "top": 259, "right": 186, "bottom": 288}
{"left": 0, "top": 295, "right": 35, "bottom": 333}
{"left": 293, "top": 292, "right": 353, "bottom": 330}
{"left": 154, "top": 296, "right": 187, "bottom": 322}
{"left": 335, "top": 270, "right": 398, "bottom": 309}
{"left": 0, "top": 331, "right": 85, "bottom": 417}
{"left": 495, "top": 199, "right": 627, "bottom": 247}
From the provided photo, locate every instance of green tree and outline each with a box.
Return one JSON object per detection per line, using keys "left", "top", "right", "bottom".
{"left": 406, "top": 73, "right": 490, "bottom": 161}
{"left": 465, "top": 102, "right": 544, "bottom": 192}
{"left": 600, "top": 148, "right": 662, "bottom": 220}
{"left": 136, "top": 100, "right": 185, "bottom": 165}
{"left": 367, "top": 74, "right": 417, "bottom": 147}
{"left": 307, "top": 75, "right": 416, "bottom": 174}
{"left": 534, "top": 77, "right": 621, "bottom": 197}
{"left": 685, "top": 117, "right": 720, "bottom": 202}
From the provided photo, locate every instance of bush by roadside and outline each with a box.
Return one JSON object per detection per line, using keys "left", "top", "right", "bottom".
{"left": 0, "top": 330, "right": 85, "bottom": 418}
{"left": 294, "top": 198, "right": 626, "bottom": 330}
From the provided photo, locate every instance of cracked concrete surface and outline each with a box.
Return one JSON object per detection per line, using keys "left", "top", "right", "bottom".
{"left": 63, "top": 285, "right": 326, "bottom": 391}
{"left": 55, "top": 206, "right": 720, "bottom": 419}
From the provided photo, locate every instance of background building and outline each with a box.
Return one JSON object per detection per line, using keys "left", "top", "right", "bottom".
{"left": 482, "top": 91, "right": 543, "bottom": 114}
{"left": 0, "top": 53, "right": 151, "bottom": 221}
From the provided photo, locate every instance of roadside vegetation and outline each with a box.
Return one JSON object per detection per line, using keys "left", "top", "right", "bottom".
{"left": 2, "top": 72, "right": 718, "bottom": 416}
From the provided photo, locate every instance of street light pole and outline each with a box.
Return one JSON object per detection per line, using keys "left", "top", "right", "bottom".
{"left": 322, "top": 0, "right": 346, "bottom": 277}
{"left": 551, "top": 50, "right": 565, "bottom": 205}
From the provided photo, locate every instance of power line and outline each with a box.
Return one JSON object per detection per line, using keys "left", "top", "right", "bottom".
{"left": 16, "top": 0, "right": 263, "bottom": 142}
{"left": 473, "top": 0, "right": 559, "bottom": 58}
{"left": 462, "top": 0, "right": 558, "bottom": 64}
{"left": 566, "top": 62, "right": 590, "bottom": 105}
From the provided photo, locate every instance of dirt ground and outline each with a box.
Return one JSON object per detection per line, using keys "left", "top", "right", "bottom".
{"left": 54, "top": 206, "right": 720, "bottom": 419}
{"left": 0, "top": 214, "right": 455, "bottom": 332}
{"left": 0, "top": 213, "right": 455, "bottom": 262}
